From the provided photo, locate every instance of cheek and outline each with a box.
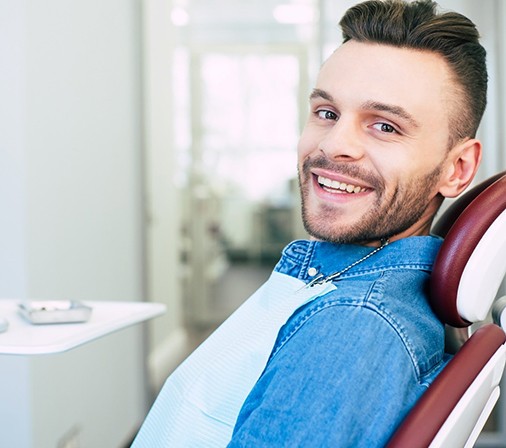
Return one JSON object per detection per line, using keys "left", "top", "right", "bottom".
{"left": 371, "top": 149, "right": 423, "bottom": 181}
{"left": 366, "top": 156, "right": 410, "bottom": 201}
{"left": 376, "top": 155, "right": 441, "bottom": 202}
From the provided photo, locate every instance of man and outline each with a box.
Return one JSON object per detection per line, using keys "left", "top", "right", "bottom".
{"left": 133, "top": 1, "right": 487, "bottom": 446}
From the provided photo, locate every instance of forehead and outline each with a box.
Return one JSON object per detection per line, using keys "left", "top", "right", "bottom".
{"left": 316, "top": 41, "right": 453, "bottom": 127}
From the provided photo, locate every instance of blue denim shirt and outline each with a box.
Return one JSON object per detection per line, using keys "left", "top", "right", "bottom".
{"left": 229, "top": 236, "right": 446, "bottom": 447}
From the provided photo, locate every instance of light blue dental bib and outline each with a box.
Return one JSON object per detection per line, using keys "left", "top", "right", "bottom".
{"left": 132, "top": 271, "right": 336, "bottom": 447}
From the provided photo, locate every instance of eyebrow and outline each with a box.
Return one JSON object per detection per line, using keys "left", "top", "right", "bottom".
{"left": 309, "top": 88, "right": 419, "bottom": 129}
{"left": 361, "top": 100, "right": 420, "bottom": 128}
{"left": 310, "top": 88, "right": 333, "bottom": 102}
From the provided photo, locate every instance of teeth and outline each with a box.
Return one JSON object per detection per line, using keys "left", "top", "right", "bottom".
{"left": 317, "top": 175, "right": 367, "bottom": 194}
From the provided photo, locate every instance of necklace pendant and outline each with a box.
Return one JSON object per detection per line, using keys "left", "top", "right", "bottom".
{"left": 303, "top": 238, "right": 390, "bottom": 289}
{"left": 305, "top": 273, "right": 326, "bottom": 288}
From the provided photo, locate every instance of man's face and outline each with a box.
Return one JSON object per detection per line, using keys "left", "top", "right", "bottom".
{"left": 298, "top": 41, "right": 455, "bottom": 245}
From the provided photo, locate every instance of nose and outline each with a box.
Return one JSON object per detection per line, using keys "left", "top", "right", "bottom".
{"left": 319, "top": 117, "right": 366, "bottom": 161}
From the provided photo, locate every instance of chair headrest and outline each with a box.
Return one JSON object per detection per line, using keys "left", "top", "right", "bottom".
{"left": 430, "top": 172, "right": 506, "bottom": 327}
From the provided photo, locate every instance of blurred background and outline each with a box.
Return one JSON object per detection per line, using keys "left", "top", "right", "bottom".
{"left": 1, "top": 0, "right": 505, "bottom": 447}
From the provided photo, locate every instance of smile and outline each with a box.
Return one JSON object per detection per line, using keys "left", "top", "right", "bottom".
{"left": 317, "top": 175, "right": 368, "bottom": 194}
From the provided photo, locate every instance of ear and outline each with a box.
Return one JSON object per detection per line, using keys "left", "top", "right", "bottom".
{"left": 439, "top": 138, "right": 482, "bottom": 198}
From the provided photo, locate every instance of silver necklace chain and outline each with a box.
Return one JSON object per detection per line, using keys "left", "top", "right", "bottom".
{"left": 305, "top": 238, "right": 390, "bottom": 288}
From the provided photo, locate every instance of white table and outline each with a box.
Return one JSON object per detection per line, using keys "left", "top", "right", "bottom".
{"left": 0, "top": 299, "right": 166, "bottom": 355}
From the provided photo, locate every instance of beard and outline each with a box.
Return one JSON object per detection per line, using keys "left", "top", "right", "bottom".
{"left": 298, "top": 155, "right": 443, "bottom": 244}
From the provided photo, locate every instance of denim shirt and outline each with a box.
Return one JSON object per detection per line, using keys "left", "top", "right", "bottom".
{"left": 229, "top": 236, "right": 446, "bottom": 447}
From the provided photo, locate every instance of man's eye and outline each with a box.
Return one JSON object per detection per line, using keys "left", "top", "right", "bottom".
{"left": 317, "top": 110, "right": 338, "bottom": 121}
{"left": 373, "top": 122, "right": 397, "bottom": 133}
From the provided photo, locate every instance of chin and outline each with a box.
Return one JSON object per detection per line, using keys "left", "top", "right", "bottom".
{"left": 303, "top": 219, "right": 353, "bottom": 244}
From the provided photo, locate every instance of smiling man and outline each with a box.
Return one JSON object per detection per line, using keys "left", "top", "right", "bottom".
{"left": 133, "top": 1, "right": 487, "bottom": 447}
{"left": 228, "top": 1, "right": 486, "bottom": 446}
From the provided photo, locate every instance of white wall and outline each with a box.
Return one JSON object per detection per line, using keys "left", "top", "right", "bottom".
{"left": 0, "top": 0, "right": 28, "bottom": 298}
{"left": 0, "top": 0, "right": 149, "bottom": 446}
{"left": 142, "top": 0, "right": 188, "bottom": 391}
{"left": 23, "top": 0, "right": 144, "bottom": 302}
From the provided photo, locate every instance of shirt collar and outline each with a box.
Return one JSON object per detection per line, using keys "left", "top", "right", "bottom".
{"left": 281, "top": 236, "right": 443, "bottom": 283}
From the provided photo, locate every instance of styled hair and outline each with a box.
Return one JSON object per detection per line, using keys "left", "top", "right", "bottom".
{"left": 340, "top": 0, "right": 487, "bottom": 146}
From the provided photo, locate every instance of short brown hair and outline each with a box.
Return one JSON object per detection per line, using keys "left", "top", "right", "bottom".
{"left": 340, "top": 0, "right": 487, "bottom": 146}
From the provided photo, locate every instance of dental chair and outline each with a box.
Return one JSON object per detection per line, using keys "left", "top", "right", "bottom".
{"left": 388, "top": 171, "right": 506, "bottom": 448}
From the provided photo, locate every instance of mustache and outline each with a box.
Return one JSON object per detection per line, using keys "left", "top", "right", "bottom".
{"left": 301, "top": 154, "right": 384, "bottom": 190}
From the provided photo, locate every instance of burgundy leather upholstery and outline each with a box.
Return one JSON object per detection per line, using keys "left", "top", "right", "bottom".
{"left": 430, "top": 173, "right": 506, "bottom": 327}
{"left": 387, "top": 324, "right": 506, "bottom": 448}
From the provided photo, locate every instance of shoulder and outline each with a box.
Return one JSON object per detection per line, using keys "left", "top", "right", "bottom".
{"left": 372, "top": 268, "right": 445, "bottom": 382}
{"left": 234, "top": 301, "right": 432, "bottom": 446}
{"left": 272, "top": 268, "right": 445, "bottom": 383}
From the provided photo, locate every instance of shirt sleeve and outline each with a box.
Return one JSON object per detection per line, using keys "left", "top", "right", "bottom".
{"left": 227, "top": 303, "right": 427, "bottom": 448}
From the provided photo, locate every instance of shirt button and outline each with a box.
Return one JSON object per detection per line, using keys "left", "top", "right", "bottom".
{"left": 308, "top": 267, "right": 318, "bottom": 277}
